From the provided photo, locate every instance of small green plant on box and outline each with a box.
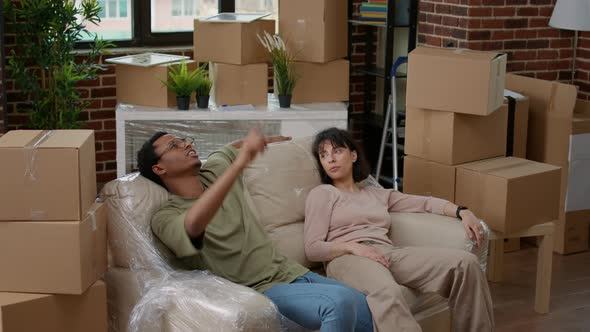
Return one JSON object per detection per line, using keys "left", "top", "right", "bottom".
{"left": 159, "top": 61, "right": 200, "bottom": 110}
{"left": 257, "top": 31, "right": 298, "bottom": 108}
{"left": 4, "top": 0, "right": 112, "bottom": 129}
{"left": 195, "top": 65, "right": 212, "bottom": 97}
{"left": 194, "top": 65, "right": 213, "bottom": 109}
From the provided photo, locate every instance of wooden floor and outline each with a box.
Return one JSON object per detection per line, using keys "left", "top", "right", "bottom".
{"left": 491, "top": 244, "right": 590, "bottom": 332}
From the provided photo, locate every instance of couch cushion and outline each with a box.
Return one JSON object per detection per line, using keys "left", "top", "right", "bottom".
{"left": 100, "top": 173, "right": 178, "bottom": 269}
{"left": 242, "top": 136, "right": 321, "bottom": 232}
{"left": 242, "top": 137, "right": 324, "bottom": 269}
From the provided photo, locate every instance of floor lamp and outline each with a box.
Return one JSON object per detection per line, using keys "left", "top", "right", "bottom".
{"left": 549, "top": 0, "right": 590, "bottom": 84}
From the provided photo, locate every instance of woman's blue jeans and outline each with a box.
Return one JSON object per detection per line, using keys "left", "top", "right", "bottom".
{"left": 263, "top": 271, "right": 374, "bottom": 332}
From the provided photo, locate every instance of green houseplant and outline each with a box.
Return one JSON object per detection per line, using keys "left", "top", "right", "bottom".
{"left": 258, "top": 31, "right": 298, "bottom": 108}
{"left": 4, "top": 0, "right": 112, "bottom": 129}
{"left": 194, "top": 65, "right": 212, "bottom": 109}
{"left": 159, "top": 61, "right": 201, "bottom": 110}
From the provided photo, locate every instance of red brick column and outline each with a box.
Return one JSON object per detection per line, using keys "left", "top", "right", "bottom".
{"left": 417, "top": 0, "right": 590, "bottom": 100}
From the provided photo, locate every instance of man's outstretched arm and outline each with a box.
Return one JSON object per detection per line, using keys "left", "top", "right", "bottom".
{"left": 184, "top": 129, "right": 266, "bottom": 238}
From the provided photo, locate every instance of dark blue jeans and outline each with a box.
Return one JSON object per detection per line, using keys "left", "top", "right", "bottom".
{"left": 263, "top": 272, "right": 374, "bottom": 332}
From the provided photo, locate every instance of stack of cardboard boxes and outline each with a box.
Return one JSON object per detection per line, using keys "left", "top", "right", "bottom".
{"left": 506, "top": 74, "right": 590, "bottom": 254}
{"left": 0, "top": 130, "right": 108, "bottom": 331}
{"left": 278, "top": 0, "right": 350, "bottom": 104}
{"left": 194, "top": 17, "right": 274, "bottom": 106}
{"left": 403, "top": 47, "right": 562, "bottom": 244}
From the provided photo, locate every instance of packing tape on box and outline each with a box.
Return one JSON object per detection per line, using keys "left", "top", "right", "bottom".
{"left": 24, "top": 130, "right": 53, "bottom": 181}
{"left": 87, "top": 202, "right": 100, "bottom": 232}
{"left": 294, "top": 19, "right": 306, "bottom": 54}
{"left": 421, "top": 111, "right": 432, "bottom": 159}
{"left": 24, "top": 130, "right": 54, "bottom": 220}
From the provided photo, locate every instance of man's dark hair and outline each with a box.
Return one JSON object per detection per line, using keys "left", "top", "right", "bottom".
{"left": 137, "top": 131, "right": 168, "bottom": 189}
{"left": 312, "top": 127, "right": 371, "bottom": 184}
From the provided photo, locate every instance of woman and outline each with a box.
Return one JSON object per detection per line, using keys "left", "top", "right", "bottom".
{"left": 304, "top": 128, "right": 494, "bottom": 332}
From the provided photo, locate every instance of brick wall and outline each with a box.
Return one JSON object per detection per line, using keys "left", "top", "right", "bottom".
{"left": 417, "top": 0, "right": 590, "bottom": 100}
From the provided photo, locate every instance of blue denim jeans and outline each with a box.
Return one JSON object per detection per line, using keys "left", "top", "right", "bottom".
{"left": 263, "top": 271, "right": 374, "bottom": 332}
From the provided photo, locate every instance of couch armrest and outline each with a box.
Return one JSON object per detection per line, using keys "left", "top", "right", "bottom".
{"left": 389, "top": 213, "right": 489, "bottom": 270}
{"left": 109, "top": 268, "right": 282, "bottom": 332}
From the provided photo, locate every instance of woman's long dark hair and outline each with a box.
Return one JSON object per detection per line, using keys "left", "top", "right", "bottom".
{"left": 312, "top": 127, "right": 371, "bottom": 184}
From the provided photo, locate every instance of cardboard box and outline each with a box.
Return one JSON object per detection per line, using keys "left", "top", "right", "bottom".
{"left": 402, "top": 155, "right": 456, "bottom": 202}
{"left": 455, "top": 157, "right": 561, "bottom": 233}
{"left": 0, "top": 130, "right": 96, "bottom": 221}
{"left": 288, "top": 60, "right": 349, "bottom": 104}
{"left": 554, "top": 209, "right": 590, "bottom": 254}
{"left": 194, "top": 19, "right": 274, "bottom": 65}
{"left": 0, "top": 203, "right": 107, "bottom": 294}
{"left": 406, "top": 47, "right": 507, "bottom": 116}
{"left": 0, "top": 281, "right": 107, "bottom": 332}
{"left": 279, "top": 0, "right": 347, "bottom": 63}
{"left": 210, "top": 62, "right": 268, "bottom": 106}
{"left": 505, "top": 74, "right": 577, "bottom": 213}
{"left": 504, "top": 89, "right": 530, "bottom": 159}
{"left": 116, "top": 60, "right": 197, "bottom": 108}
{"left": 503, "top": 238, "right": 521, "bottom": 252}
{"left": 405, "top": 106, "right": 507, "bottom": 165}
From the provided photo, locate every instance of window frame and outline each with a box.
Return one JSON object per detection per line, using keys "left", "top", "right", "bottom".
{"left": 78, "top": 0, "right": 235, "bottom": 48}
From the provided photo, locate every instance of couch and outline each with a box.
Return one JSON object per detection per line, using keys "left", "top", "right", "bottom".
{"left": 101, "top": 137, "right": 489, "bottom": 332}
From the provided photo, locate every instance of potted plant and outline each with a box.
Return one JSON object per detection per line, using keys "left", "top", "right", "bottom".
{"left": 194, "top": 65, "right": 212, "bottom": 109}
{"left": 4, "top": 0, "right": 112, "bottom": 129}
{"left": 257, "top": 31, "right": 298, "bottom": 108}
{"left": 159, "top": 61, "right": 200, "bottom": 110}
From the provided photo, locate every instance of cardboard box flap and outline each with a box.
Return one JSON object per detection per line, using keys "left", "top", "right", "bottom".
{"left": 0, "top": 293, "right": 50, "bottom": 306}
{"left": 504, "top": 89, "right": 527, "bottom": 101}
{"left": 0, "top": 130, "right": 45, "bottom": 147}
{"left": 506, "top": 74, "right": 576, "bottom": 117}
{"left": 459, "top": 157, "right": 561, "bottom": 179}
{"left": 412, "top": 46, "right": 502, "bottom": 61}
{"left": 39, "top": 130, "right": 94, "bottom": 149}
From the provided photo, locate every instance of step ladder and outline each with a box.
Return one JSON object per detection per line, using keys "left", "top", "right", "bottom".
{"left": 375, "top": 56, "right": 407, "bottom": 191}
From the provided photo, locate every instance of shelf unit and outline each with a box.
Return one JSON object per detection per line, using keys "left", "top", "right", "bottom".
{"left": 347, "top": 0, "right": 418, "bottom": 188}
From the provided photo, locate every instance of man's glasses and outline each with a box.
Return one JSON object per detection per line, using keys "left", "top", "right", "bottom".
{"left": 159, "top": 137, "right": 195, "bottom": 157}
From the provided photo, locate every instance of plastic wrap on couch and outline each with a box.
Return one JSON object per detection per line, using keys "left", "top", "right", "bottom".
{"left": 128, "top": 270, "right": 305, "bottom": 332}
{"left": 472, "top": 221, "right": 490, "bottom": 272}
{"left": 100, "top": 173, "right": 303, "bottom": 332}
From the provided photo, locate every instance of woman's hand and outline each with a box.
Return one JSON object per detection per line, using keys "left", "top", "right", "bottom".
{"left": 460, "top": 210, "right": 484, "bottom": 248}
{"left": 349, "top": 243, "right": 390, "bottom": 268}
{"left": 265, "top": 135, "right": 292, "bottom": 144}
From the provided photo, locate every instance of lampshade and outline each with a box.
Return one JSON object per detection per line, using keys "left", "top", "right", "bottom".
{"left": 549, "top": 0, "right": 590, "bottom": 31}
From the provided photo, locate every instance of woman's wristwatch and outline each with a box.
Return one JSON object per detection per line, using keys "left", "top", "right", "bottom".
{"left": 456, "top": 206, "right": 469, "bottom": 220}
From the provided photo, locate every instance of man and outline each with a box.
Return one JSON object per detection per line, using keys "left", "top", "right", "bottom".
{"left": 137, "top": 129, "right": 374, "bottom": 332}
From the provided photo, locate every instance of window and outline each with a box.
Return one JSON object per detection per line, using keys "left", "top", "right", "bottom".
{"left": 235, "top": 0, "right": 277, "bottom": 21}
{"left": 76, "top": 0, "right": 276, "bottom": 47}
{"left": 76, "top": 0, "right": 236, "bottom": 46}
{"left": 78, "top": 0, "right": 132, "bottom": 41}
{"left": 152, "top": 0, "right": 218, "bottom": 33}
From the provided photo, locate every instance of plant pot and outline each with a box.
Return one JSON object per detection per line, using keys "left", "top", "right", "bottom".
{"left": 278, "top": 95, "right": 292, "bottom": 108}
{"left": 176, "top": 96, "right": 190, "bottom": 110}
{"left": 197, "top": 95, "right": 210, "bottom": 109}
